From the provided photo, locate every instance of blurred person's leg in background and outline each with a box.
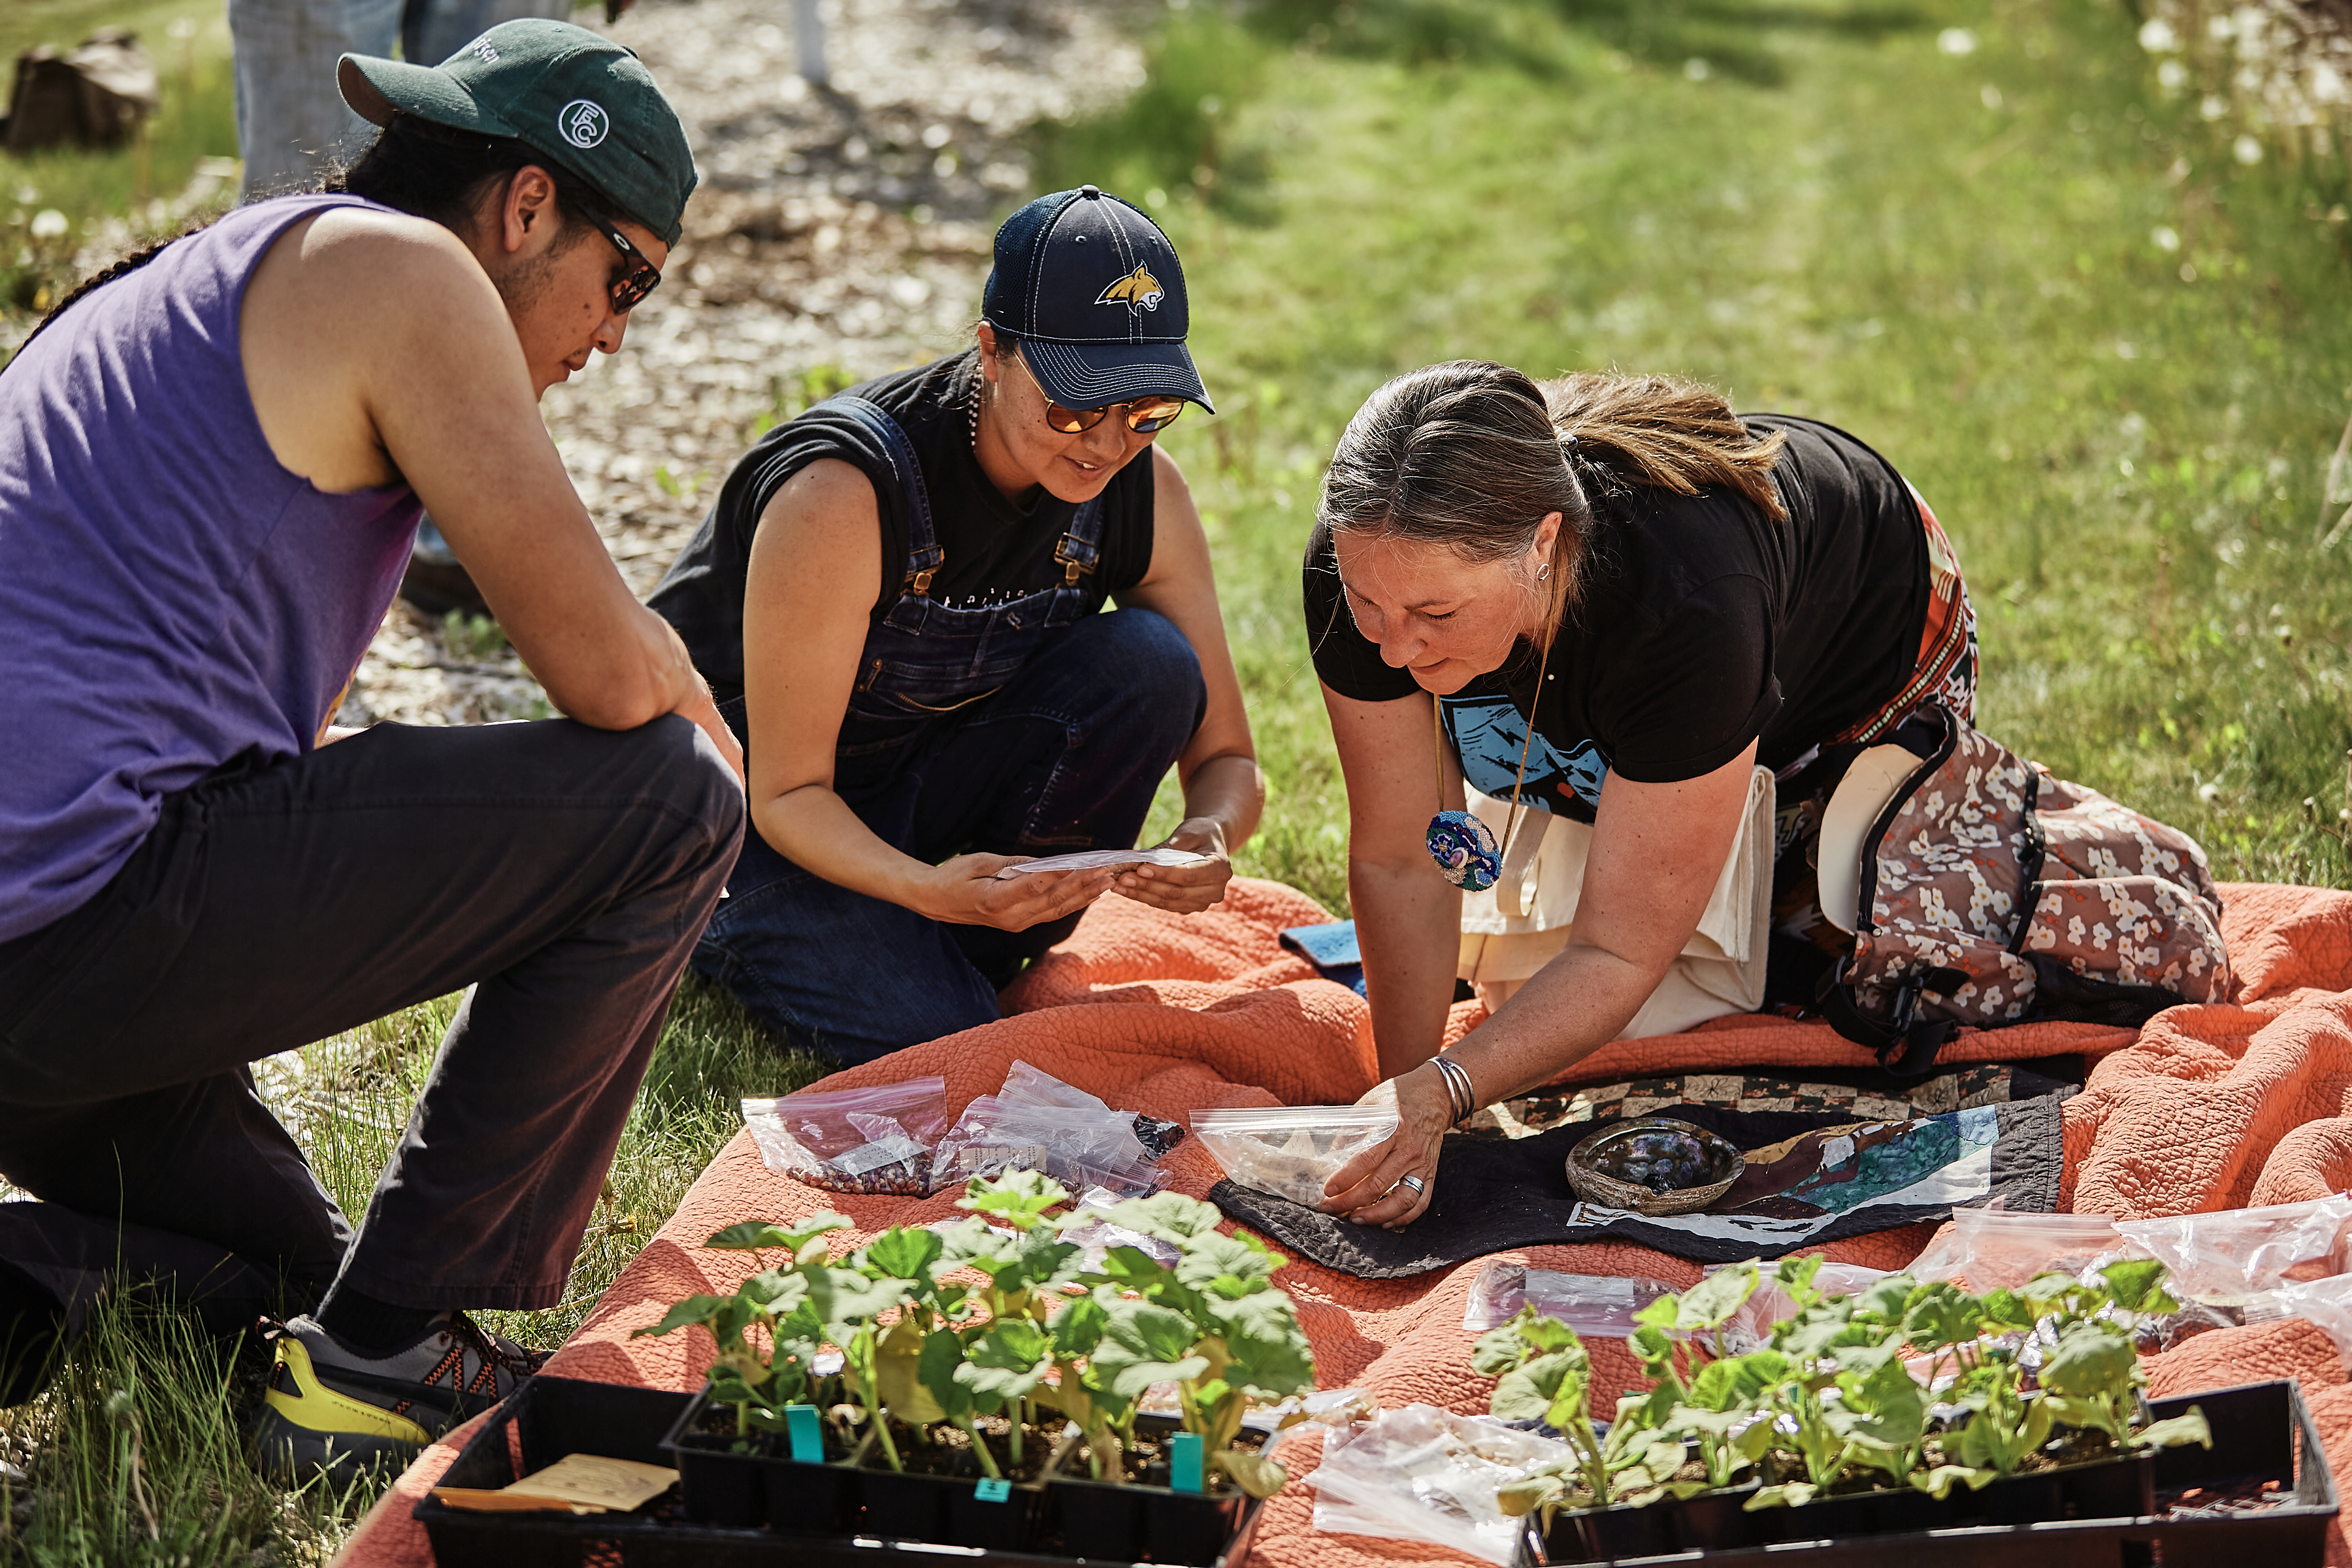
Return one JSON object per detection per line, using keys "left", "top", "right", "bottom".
{"left": 230, "top": 0, "right": 580, "bottom": 203}
{"left": 404, "top": 0, "right": 574, "bottom": 68}
{"left": 228, "top": 0, "right": 401, "bottom": 200}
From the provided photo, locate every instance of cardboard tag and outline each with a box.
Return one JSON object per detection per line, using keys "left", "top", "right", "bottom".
{"left": 1168, "top": 1432, "right": 1205, "bottom": 1494}
{"left": 434, "top": 1454, "right": 678, "bottom": 1514}
{"left": 974, "top": 1477, "right": 1012, "bottom": 1503}
{"left": 785, "top": 1403, "right": 824, "bottom": 1463}
{"left": 429, "top": 1488, "right": 593, "bottom": 1514}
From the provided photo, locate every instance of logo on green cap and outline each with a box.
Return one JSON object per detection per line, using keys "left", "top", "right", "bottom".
{"left": 559, "top": 99, "right": 609, "bottom": 149}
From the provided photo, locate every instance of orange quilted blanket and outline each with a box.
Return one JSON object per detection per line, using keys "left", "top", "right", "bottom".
{"left": 337, "top": 877, "right": 2352, "bottom": 1567}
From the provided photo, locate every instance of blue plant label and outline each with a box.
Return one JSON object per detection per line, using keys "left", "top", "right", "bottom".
{"left": 785, "top": 1403, "right": 822, "bottom": 1463}
{"left": 975, "top": 1478, "right": 1012, "bottom": 1503}
{"left": 1169, "top": 1432, "right": 1205, "bottom": 1494}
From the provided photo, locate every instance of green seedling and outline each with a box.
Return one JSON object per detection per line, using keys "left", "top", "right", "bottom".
{"left": 1085, "top": 1192, "right": 1316, "bottom": 1498}
{"left": 631, "top": 1213, "right": 852, "bottom": 1446}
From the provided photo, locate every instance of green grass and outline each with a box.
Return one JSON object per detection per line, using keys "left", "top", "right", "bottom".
{"left": 8, "top": 0, "right": 2352, "bottom": 1560}
{"left": 1113, "top": 0, "right": 2352, "bottom": 905}
{"left": 0, "top": 0, "right": 238, "bottom": 315}
{"left": 0, "top": 978, "right": 830, "bottom": 1566}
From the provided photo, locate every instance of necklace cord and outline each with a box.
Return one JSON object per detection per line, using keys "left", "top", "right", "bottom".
{"left": 1433, "top": 634, "right": 1554, "bottom": 867}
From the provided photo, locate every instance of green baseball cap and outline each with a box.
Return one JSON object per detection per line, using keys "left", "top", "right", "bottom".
{"left": 338, "top": 18, "right": 696, "bottom": 245}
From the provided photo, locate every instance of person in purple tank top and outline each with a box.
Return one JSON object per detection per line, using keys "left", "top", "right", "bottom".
{"left": 0, "top": 21, "right": 744, "bottom": 1482}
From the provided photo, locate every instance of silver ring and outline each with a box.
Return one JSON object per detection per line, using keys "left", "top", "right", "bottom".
{"left": 1400, "top": 1174, "right": 1426, "bottom": 1195}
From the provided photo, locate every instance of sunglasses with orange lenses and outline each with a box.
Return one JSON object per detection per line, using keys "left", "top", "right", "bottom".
{"left": 1013, "top": 350, "right": 1186, "bottom": 435}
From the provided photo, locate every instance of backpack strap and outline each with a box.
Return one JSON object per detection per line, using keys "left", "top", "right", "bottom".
{"left": 819, "top": 395, "right": 944, "bottom": 595}
{"left": 1815, "top": 957, "right": 1965, "bottom": 1078}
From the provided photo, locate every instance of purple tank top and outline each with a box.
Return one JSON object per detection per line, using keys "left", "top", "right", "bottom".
{"left": 0, "top": 193, "right": 423, "bottom": 943}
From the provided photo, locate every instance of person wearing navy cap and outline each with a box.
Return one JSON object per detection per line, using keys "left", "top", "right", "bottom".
{"left": 652, "top": 186, "right": 1262, "bottom": 1062}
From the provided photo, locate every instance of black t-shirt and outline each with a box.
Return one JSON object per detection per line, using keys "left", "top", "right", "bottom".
{"left": 651, "top": 350, "right": 1158, "bottom": 704}
{"left": 1303, "top": 415, "right": 1927, "bottom": 820}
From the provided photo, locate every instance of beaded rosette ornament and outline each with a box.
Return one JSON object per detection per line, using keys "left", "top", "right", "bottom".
{"left": 1426, "top": 811, "right": 1501, "bottom": 891}
{"left": 1427, "top": 633, "right": 1552, "bottom": 892}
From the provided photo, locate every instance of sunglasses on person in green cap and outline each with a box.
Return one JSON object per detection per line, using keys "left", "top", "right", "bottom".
{"left": 575, "top": 201, "right": 661, "bottom": 313}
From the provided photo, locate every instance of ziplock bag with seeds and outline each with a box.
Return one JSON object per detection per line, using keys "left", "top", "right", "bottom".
{"left": 930, "top": 1060, "right": 1162, "bottom": 1194}
{"left": 1192, "top": 1104, "right": 1400, "bottom": 1207}
{"left": 742, "top": 1077, "right": 949, "bottom": 1198}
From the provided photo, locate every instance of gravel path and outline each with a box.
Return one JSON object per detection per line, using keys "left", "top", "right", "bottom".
{"left": 340, "top": 0, "right": 1143, "bottom": 727}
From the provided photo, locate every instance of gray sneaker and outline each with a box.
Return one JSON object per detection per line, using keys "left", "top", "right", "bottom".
{"left": 245, "top": 1312, "right": 542, "bottom": 1483}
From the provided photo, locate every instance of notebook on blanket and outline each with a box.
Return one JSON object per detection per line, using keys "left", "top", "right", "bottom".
{"left": 1213, "top": 1088, "right": 2072, "bottom": 1275}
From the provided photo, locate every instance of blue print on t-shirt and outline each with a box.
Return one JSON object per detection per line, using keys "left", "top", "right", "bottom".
{"left": 1441, "top": 696, "right": 1610, "bottom": 820}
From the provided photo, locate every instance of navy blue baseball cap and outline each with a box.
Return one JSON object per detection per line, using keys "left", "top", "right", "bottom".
{"left": 981, "top": 186, "right": 1213, "bottom": 415}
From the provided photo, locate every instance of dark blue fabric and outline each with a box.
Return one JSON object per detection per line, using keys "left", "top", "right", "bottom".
{"left": 1279, "top": 920, "right": 1366, "bottom": 996}
{"left": 648, "top": 354, "right": 1158, "bottom": 707}
{"left": 696, "top": 608, "right": 1206, "bottom": 1063}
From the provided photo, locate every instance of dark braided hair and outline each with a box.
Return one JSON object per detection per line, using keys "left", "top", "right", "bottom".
{"left": 6, "top": 111, "right": 611, "bottom": 373}
{"left": 5, "top": 233, "right": 184, "bottom": 367}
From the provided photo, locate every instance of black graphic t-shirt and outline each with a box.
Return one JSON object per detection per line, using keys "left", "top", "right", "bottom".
{"left": 651, "top": 350, "right": 1158, "bottom": 704}
{"left": 1302, "top": 415, "right": 1929, "bottom": 821}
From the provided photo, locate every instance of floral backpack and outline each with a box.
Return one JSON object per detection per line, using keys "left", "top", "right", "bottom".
{"left": 1816, "top": 705, "right": 2230, "bottom": 1074}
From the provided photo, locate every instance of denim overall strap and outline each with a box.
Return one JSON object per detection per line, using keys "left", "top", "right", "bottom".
{"left": 1053, "top": 493, "right": 1107, "bottom": 588}
{"left": 819, "top": 395, "right": 945, "bottom": 594}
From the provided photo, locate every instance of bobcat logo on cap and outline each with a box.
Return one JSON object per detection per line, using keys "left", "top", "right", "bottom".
{"left": 1094, "top": 263, "right": 1164, "bottom": 314}
{"left": 559, "top": 99, "right": 610, "bottom": 150}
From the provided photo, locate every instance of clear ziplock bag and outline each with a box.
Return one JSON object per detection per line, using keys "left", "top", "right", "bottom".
{"left": 1309, "top": 1404, "right": 1571, "bottom": 1567}
{"left": 930, "top": 1068, "right": 1154, "bottom": 1194}
{"left": 742, "top": 1077, "right": 949, "bottom": 1198}
{"left": 993, "top": 847, "right": 1213, "bottom": 878}
{"left": 998, "top": 1060, "right": 1168, "bottom": 1167}
{"left": 1720, "top": 1261, "right": 1895, "bottom": 1354}
{"left": 1460, "top": 1263, "right": 1678, "bottom": 1335}
{"left": 2115, "top": 1194, "right": 2352, "bottom": 1307}
{"left": 1192, "top": 1104, "right": 1399, "bottom": 1207}
{"left": 1000, "top": 1058, "right": 1187, "bottom": 1159}
{"left": 1908, "top": 1204, "right": 2129, "bottom": 1290}
{"left": 1057, "top": 1185, "right": 1184, "bottom": 1270}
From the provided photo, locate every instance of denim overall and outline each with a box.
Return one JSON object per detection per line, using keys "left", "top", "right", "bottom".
{"left": 696, "top": 397, "right": 1207, "bottom": 1062}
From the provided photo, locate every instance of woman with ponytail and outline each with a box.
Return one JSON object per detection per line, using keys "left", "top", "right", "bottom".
{"left": 1301, "top": 361, "right": 1974, "bottom": 1229}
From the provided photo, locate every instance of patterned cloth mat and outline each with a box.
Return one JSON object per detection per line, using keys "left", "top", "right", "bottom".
{"left": 1461, "top": 1060, "right": 2084, "bottom": 1139}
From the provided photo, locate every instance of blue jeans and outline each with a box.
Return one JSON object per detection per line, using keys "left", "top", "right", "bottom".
{"left": 697, "top": 609, "right": 1207, "bottom": 1063}
{"left": 228, "top": 0, "right": 573, "bottom": 199}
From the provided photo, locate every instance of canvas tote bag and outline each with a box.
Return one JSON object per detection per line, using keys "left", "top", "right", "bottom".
{"left": 1454, "top": 764, "right": 1776, "bottom": 1038}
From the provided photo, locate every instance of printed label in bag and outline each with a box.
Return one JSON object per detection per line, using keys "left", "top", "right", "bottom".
{"left": 834, "top": 1134, "right": 925, "bottom": 1176}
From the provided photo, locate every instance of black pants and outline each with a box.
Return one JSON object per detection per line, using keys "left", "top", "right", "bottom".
{"left": 0, "top": 717, "right": 742, "bottom": 1392}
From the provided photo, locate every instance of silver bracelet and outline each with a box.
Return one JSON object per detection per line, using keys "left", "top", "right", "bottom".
{"left": 1432, "top": 1054, "right": 1478, "bottom": 1124}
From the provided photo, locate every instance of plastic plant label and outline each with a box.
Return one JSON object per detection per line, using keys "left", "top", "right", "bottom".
{"left": 1169, "top": 1431, "right": 1205, "bottom": 1494}
{"left": 785, "top": 1404, "right": 823, "bottom": 1463}
{"left": 974, "top": 1477, "right": 1012, "bottom": 1503}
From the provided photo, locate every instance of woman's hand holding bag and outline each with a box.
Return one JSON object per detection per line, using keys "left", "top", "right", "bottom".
{"left": 917, "top": 853, "right": 1119, "bottom": 932}
{"left": 1317, "top": 1070, "right": 1455, "bottom": 1231}
{"left": 1111, "top": 815, "right": 1233, "bottom": 914}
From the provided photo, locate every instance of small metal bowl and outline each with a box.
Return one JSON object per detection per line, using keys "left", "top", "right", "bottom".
{"left": 1565, "top": 1117, "right": 1744, "bottom": 1217}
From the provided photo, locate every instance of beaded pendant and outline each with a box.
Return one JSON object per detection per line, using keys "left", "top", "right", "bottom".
{"left": 1426, "top": 809, "right": 1501, "bottom": 892}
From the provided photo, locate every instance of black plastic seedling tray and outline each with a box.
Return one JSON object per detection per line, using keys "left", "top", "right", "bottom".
{"left": 412, "top": 1375, "right": 1268, "bottom": 1568}
{"left": 1512, "top": 1379, "right": 2336, "bottom": 1566}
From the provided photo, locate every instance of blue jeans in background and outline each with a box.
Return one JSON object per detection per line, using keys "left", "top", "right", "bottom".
{"left": 697, "top": 609, "right": 1208, "bottom": 1064}
{"left": 228, "top": 0, "right": 574, "bottom": 199}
